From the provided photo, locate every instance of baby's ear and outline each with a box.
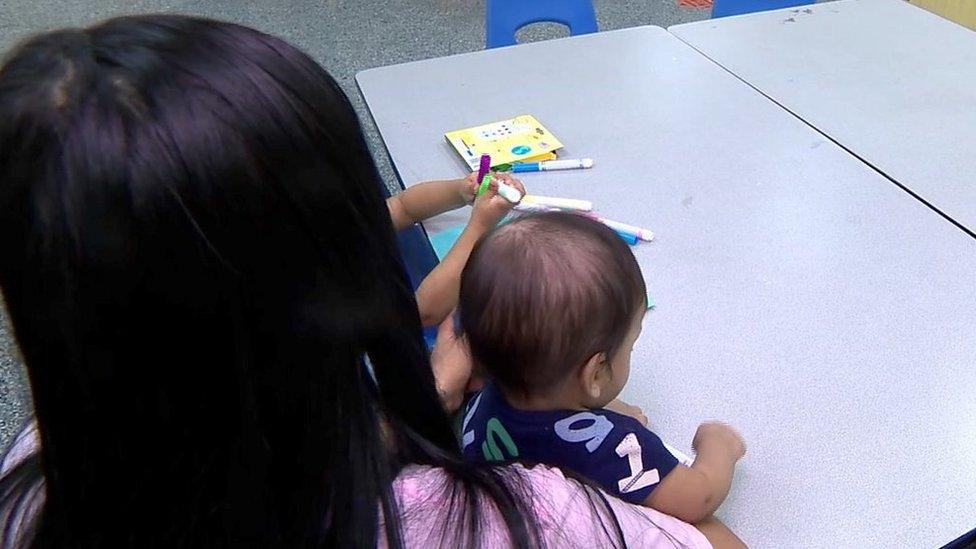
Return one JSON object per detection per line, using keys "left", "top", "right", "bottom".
{"left": 579, "top": 352, "right": 609, "bottom": 400}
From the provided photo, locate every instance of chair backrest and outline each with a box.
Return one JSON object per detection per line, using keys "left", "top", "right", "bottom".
{"left": 378, "top": 182, "right": 440, "bottom": 345}
{"left": 712, "top": 0, "right": 814, "bottom": 18}
{"left": 376, "top": 182, "right": 438, "bottom": 293}
{"left": 396, "top": 225, "right": 439, "bottom": 292}
{"left": 397, "top": 226, "right": 441, "bottom": 346}
{"left": 486, "top": 0, "right": 598, "bottom": 49}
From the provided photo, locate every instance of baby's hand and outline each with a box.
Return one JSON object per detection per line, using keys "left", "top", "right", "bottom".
{"left": 605, "top": 398, "right": 649, "bottom": 427}
{"left": 458, "top": 172, "right": 481, "bottom": 205}
{"left": 470, "top": 173, "right": 525, "bottom": 229}
{"left": 692, "top": 422, "right": 746, "bottom": 462}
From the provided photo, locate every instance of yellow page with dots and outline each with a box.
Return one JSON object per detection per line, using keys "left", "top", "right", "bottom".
{"left": 445, "top": 115, "right": 564, "bottom": 171}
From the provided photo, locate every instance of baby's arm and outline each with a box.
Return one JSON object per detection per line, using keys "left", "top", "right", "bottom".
{"left": 414, "top": 173, "right": 525, "bottom": 327}
{"left": 605, "top": 399, "right": 649, "bottom": 426}
{"left": 695, "top": 515, "right": 748, "bottom": 549}
{"left": 386, "top": 175, "right": 477, "bottom": 231}
{"left": 644, "top": 422, "right": 746, "bottom": 524}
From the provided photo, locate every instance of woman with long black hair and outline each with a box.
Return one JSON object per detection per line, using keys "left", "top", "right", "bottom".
{"left": 0, "top": 15, "right": 736, "bottom": 547}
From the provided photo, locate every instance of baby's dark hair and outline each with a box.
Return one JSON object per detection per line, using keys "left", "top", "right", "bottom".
{"left": 459, "top": 211, "right": 647, "bottom": 396}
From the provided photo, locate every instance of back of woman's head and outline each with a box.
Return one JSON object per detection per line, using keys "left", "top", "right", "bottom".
{"left": 0, "top": 15, "right": 457, "bottom": 546}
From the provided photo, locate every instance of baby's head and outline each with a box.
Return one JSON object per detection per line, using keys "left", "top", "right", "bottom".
{"left": 459, "top": 211, "right": 647, "bottom": 409}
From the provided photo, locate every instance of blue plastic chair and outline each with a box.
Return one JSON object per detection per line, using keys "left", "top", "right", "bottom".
{"left": 486, "top": 0, "right": 598, "bottom": 49}
{"left": 395, "top": 226, "right": 439, "bottom": 293}
{"left": 377, "top": 181, "right": 440, "bottom": 345}
{"left": 712, "top": 0, "right": 813, "bottom": 18}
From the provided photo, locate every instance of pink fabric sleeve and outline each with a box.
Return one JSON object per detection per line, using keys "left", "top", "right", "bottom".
{"left": 1, "top": 420, "right": 39, "bottom": 475}
{"left": 0, "top": 420, "right": 44, "bottom": 547}
{"left": 385, "top": 464, "right": 711, "bottom": 548}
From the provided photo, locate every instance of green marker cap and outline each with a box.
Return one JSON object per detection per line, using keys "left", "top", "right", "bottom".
{"left": 477, "top": 173, "right": 492, "bottom": 197}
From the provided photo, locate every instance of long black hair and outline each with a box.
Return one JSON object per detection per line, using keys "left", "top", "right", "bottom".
{"left": 0, "top": 15, "right": 615, "bottom": 547}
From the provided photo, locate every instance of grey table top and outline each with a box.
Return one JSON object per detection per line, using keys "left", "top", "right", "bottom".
{"left": 670, "top": 0, "right": 976, "bottom": 238}
{"left": 357, "top": 26, "right": 976, "bottom": 548}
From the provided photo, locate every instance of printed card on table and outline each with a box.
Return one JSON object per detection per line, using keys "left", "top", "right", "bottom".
{"left": 445, "top": 114, "right": 564, "bottom": 170}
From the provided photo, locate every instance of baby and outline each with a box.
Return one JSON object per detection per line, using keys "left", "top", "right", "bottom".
{"left": 458, "top": 211, "right": 746, "bottom": 524}
{"left": 387, "top": 172, "right": 524, "bottom": 327}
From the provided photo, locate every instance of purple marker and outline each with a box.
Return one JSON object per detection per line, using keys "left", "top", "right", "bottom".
{"left": 475, "top": 154, "right": 491, "bottom": 186}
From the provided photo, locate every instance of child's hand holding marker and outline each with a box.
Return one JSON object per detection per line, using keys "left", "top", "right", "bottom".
{"left": 471, "top": 172, "right": 525, "bottom": 229}
{"left": 458, "top": 171, "right": 483, "bottom": 205}
{"left": 474, "top": 154, "right": 524, "bottom": 204}
{"left": 469, "top": 153, "right": 652, "bottom": 245}
{"left": 385, "top": 157, "right": 525, "bottom": 327}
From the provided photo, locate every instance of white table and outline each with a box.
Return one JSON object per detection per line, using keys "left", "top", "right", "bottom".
{"left": 357, "top": 26, "right": 976, "bottom": 548}
{"left": 671, "top": 0, "right": 976, "bottom": 238}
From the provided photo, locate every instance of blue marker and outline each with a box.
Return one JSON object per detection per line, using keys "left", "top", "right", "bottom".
{"left": 512, "top": 158, "right": 594, "bottom": 173}
{"left": 614, "top": 229, "right": 638, "bottom": 246}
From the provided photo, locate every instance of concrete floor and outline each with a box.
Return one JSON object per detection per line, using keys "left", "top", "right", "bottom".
{"left": 0, "top": 0, "right": 708, "bottom": 452}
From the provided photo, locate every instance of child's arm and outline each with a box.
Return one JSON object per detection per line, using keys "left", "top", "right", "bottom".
{"left": 605, "top": 399, "right": 649, "bottom": 427}
{"left": 429, "top": 315, "right": 474, "bottom": 413}
{"left": 644, "top": 422, "right": 746, "bottom": 524}
{"left": 414, "top": 173, "right": 525, "bottom": 327}
{"left": 695, "top": 515, "right": 748, "bottom": 549}
{"left": 386, "top": 175, "right": 478, "bottom": 231}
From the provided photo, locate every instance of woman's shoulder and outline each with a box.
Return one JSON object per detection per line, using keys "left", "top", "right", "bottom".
{"left": 1, "top": 420, "right": 40, "bottom": 475}
{"left": 391, "top": 463, "right": 711, "bottom": 548}
{"left": 0, "top": 420, "right": 45, "bottom": 547}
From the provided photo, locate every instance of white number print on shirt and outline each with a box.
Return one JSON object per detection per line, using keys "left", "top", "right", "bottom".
{"left": 615, "top": 433, "right": 660, "bottom": 494}
{"left": 553, "top": 412, "right": 614, "bottom": 452}
{"left": 460, "top": 392, "right": 484, "bottom": 451}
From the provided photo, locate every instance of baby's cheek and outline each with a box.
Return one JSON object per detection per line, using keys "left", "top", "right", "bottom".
{"left": 618, "top": 354, "right": 633, "bottom": 387}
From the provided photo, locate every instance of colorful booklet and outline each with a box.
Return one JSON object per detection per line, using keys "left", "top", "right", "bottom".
{"left": 445, "top": 114, "right": 563, "bottom": 171}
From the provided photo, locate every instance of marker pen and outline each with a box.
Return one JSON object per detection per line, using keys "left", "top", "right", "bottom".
{"left": 520, "top": 195, "right": 593, "bottom": 212}
{"left": 512, "top": 158, "right": 594, "bottom": 173}
{"left": 477, "top": 174, "right": 524, "bottom": 204}
{"left": 495, "top": 180, "right": 523, "bottom": 203}
{"left": 513, "top": 206, "right": 636, "bottom": 244}
{"left": 475, "top": 153, "right": 491, "bottom": 184}
{"left": 514, "top": 203, "right": 555, "bottom": 213}
{"left": 613, "top": 229, "right": 638, "bottom": 245}
{"left": 663, "top": 441, "right": 695, "bottom": 467}
{"left": 587, "top": 214, "right": 654, "bottom": 242}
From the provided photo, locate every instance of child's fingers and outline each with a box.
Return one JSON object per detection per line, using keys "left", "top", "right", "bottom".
{"left": 493, "top": 173, "right": 526, "bottom": 201}
{"left": 494, "top": 172, "right": 516, "bottom": 187}
{"left": 482, "top": 176, "right": 506, "bottom": 197}
{"left": 507, "top": 177, "right": 526, "bottom": 197}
